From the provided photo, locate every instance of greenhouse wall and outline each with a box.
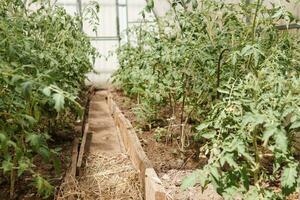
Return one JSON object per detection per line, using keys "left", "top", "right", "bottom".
{"left": 150, "top": 0, "right": 300, "bottom": 19}
{"left": 55, "top": 0, "right": 300, "bottom": 88}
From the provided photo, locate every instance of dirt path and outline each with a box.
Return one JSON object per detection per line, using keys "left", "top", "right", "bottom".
{"left": 87, "top": 90, "right": 124, "bottom": 154}
{"left": 57, "top": 91, "right": 143, "bottom": 200}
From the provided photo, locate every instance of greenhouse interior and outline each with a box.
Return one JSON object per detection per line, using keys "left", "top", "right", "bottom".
{"left": 2, "top": 0, "right": 300, "bottom": 199}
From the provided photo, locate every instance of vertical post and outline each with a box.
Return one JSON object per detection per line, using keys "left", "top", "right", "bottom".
{"left": 246, "top": 0, "right": 251, "bottom": 23}
{"left": 77, "top": 0, "right": 83, "bottom": 32}
{"left": 126, "top": 0, "right": 129, "bottom": 43}
{"left": 116, "top": 0, "right": 121, "bottom": 46}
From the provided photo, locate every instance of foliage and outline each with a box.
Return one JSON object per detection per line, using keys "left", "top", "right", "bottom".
{"left": 114, "top": 0, "right": 300, "bottom": 199}
{"left": 0, "top": 0, "right": 97, "bottom": 198}
{"left": 190, "top": 68, "right": 300, "bottom": 199}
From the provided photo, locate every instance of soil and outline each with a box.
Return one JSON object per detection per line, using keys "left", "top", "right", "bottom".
{"left": 0, "top": 139, "right": 73, "bottom": 200}
{"left": 112, "top": 89, "right": 300, "bottom": 200}
{"left": 111, "top": 89, "right": 223, "bottom": 200}
{"left": 87, "top": 91, "right": 123, "bottom": 154}
{"left": 111, "top": 90, "right": 201, "bottom": 173}
{"left": 160, "top": 170, "right": 222, "bottom": 200}
{"left": 0, "top": 88, "right": 92, "bottom": 200}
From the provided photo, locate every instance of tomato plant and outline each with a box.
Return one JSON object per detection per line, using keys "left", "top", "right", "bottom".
{"left": 0, "top": 0, "right": 97, "bottom": 198}
{"left": 114, "top": 0, "right": 300, "bottom": 199}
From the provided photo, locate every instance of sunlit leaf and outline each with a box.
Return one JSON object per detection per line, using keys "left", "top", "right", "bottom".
{"left": 53, "top": 93, "right": 65, "bottom": 112}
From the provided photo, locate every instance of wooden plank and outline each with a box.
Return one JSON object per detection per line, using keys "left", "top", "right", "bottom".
{"left": 107, "top": 93, "right": 167, "bottom": 200}
{"left": 59, "top": 137, "right": 79, "bottom": 200}
{"left": 114, "top": 111, "right": 152, "bottom": 172}
{"left": 145, "top": 168, "right": 167, "bottom": 200}
{"left": 57, "top": 131, "right": 81, "bottom": 200}
{"left": 69, "top": 137, "right": 79, "bottom": 178}
{"left": 65, "top": 137, "right": 79, "bottom": 200}
{"left": 77, "top": 123, "right": 89, "bottom": 169}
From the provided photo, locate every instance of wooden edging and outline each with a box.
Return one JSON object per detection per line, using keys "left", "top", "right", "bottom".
{"left": 106, "top": 92, "right": 167, "bottom": 200}
{"left": 66, "top": 137, "right": 80, "bottom": 180}
{"left": 57, "top": 137, "right": 79, "bottom": 200}
{"left": 77, "top": 123, "right": 89, "bottom": 171}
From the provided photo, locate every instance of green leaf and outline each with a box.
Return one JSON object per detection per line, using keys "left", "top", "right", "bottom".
{"left": 18, "top": 158, "right": 30, "bottom": 177}
{"left": 22, "top": 81, "right": 32, "bottom": 99}
{"left": 217, "top": 88, "right": 230, "bottom": 94}
{"left": 290, "top": 120, "right": 300, "bottom": 129}
{"left": 181, "top": 172, "right": 199, "bottom": 190}
{"left": 281, "top": 163, "right": 298, "bottom": 195}
{"left": 223, "top": 186, "right": 241, "bottom": 200}
{"left": 192, "top": 0, "right": 198, "bottom": 9}
{"left": 242, "top": 112, "right": 266, "bottom": 126}
{"left": 275, "top": 129, "right": 288, "bottom": 153}
{"left": 244, "top": 186, "right": 260, "bottom": 200}
{"left": 0, "top": 133, "right": 7, "bottom": 142}
{"left": 2, "top": 160, "right": 13, "bottom": 173}
{"left": 210, "top": 166, "right": 220, "bottom": 180}
{"left": 42, "top": 87, "right": 51, "bottom": 97}
{"left": 181, "top": 170, "right": 205, "bottom": 190}
{"left": 282, "top": 107, "right": 294, "bottom": 118}
{"left": 221, "top": 153, "right": 238, "bottom": 168}
{"left": 262, "top": 126, "right": 277, "bottom": 143}
{"left": 240, "top": 167, "right": 250, "bottom": 190}
{"left": 34, "top": 176, "right": 54, "bottom": 198}
{"left": 145, "top": 0, "right": 154, "bottom": 13}
{"left": 51, "top": 150, "right": 61, "bottom": 174}
{"left": 196, "top": 123, "right": 209, "bottom": 131}
{"left": 26, "top": 133, "right": 41, "bottom": 148}
{"left": 241, "top": 45, "right": 253, "bottom": 57}
{"left": 33, "top": 105, "right": 41, "bottom": 121}
{"left": 22, "top": 114, "right": 37, "bottom": 125}
{"left": 231, "top": 51, "right": 238, "bottom": 66}
{"left": 201, "top": 130, "right": 216, "bottom": 139}
{"left": 38, "top": 146, "right": 51, "bottom": 162}
{"left": 53, "top": 93, "right": 65, "bottom": 112}
{"left": 272, "top": 9, "right": 283, "bottom": 19}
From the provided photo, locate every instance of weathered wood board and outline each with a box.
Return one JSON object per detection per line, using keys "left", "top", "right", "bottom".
{"left": 107, "top": 93, "right": 167, "bottom": 200}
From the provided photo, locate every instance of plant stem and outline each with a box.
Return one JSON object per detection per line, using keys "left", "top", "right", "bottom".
{"left": 216, "top": 49, "right": 229, "bottom": 99}
{"left": 251, "top": 0, "right": 262, "bottom": 43}
{"left": 246, "top": 0, "right": 263, "bottom": 76}
{"left": 10, "top": 155, "right": 17, "bottom": 199}
{"left": 180, "top": 75, "right": 187, "bottom": 128}
{"left": 168, "top": 92, "right": 174, "bottom": 117}
{"left": 253, "top": 129, "right": 260, "bottom": 184}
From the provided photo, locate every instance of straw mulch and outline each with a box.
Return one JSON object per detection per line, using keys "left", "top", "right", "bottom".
{"left": 57, "top": 153, "right": 143, "bottom": 200}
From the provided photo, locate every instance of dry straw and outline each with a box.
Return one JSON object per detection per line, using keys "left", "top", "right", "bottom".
{"left": 57, "top": 153, "right": 143, "bottom": 200}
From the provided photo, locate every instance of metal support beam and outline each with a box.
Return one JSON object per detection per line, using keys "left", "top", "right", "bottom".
{"left": 76, "top": 0, "right": 83, "bottom": 32}
{"left": 88, "top": 36, "right": 120, "bottom": 41}
{"left": 116, "top": 0, "right": 121, "bottom": 46}
{"left": 276, "top": 23, "right": 300, "bottom": 30}
{"left": 126, "top": 0, "right": 129, "bottom": 43}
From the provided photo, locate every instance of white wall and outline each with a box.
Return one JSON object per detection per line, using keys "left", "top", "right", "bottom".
{"left": 82, "top": 0, "right": 119, "bottom": 88}
{"left": 83, "top": 0, "right": 155, "bottom": 88}
{"left": 150, "top": 0, "right": 300, "bottom": 19}
{"left": 54, "top": 0, "right": 299, "bottom": 88}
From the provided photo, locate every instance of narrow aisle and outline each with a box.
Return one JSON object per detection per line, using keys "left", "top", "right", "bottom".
{"left": 58, "top": 90, "right": 143, "bottom": 200}
{"left": 88, "top": 90, "right": 124, "bottom": 154}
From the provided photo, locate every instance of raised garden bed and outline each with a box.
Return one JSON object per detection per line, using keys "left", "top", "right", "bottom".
{"left": 107, "top": 90, "right": 221, "bottom": 200}
{"left": 108, "top": 90, "right": 300, "bottom": 200}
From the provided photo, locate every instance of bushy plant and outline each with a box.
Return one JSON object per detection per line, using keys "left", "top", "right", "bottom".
{"left": 185, "top": 68, "right": 300, "bottom": 199}
{"left": 0, "top": 0, "right": 97, "bottom": 198}
{"left": 114, "top": 0, "right": 300, "bottom": 199}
